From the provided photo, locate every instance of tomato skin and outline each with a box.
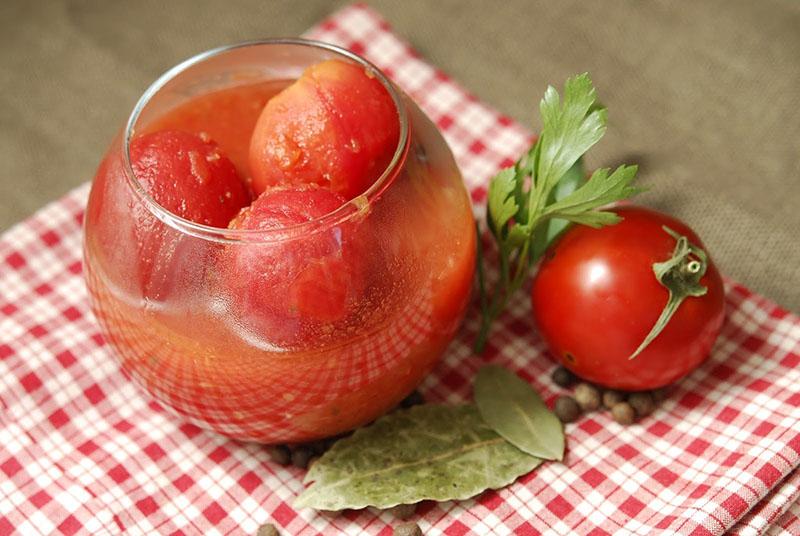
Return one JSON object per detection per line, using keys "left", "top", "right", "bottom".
{"left": 226, "top": 186, "right": 367, "bottom": 346}
{"left": 131, "top": 130, "right": 250, "bottom": 227}
{"left": 87, "top": 130, "right": 250, "bottom": 301}
{"left": 248, "top": 59, "right": 399, "bottom": 200}
{"left": 531, "top": 206, "right": 725, "bottom": 390}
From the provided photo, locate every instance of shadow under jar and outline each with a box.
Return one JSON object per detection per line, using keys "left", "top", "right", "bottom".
{"left": 83, "top": 39, "right": 476, "bottom": 443}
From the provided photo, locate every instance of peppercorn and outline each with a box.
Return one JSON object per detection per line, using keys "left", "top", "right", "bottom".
{"left": 611, "top": 402, "right": 636, "bottom": 425}
{"left": 291, "top": 446, "right": 313, "bottom": 469}
{"left": 266, "top": 445, "right": 290, "bottom": 466}
{"left": 400, "top": 390, "right": 425, "bottom": 409}
{"left": 574, "top": 383, "right": 601, "bottom": 411}
{"left": 257, "top": 523, "right": 280, "bottom": 536}
{"left": 390, "top": 503, "right": 417, "bottom": 520}
{"left": 602, "top": 390, "right": 625, "bottom": 409}
{"left": 628, "top": 392, "right": 655, "bottom": 418}
{"left": 551, "top": 366, "right": 577, "bottom": 388}
{"left": 306, "top": 440, "right": 328, "bottom": 456}
{"left": 394, "top": 522, "right": 423, "bottom": 536}
{"left": 323, "top": 432, "right": 348, "bottom": 451}
{"left": 554, "top": 396, "right": 581, "bottom": 423}
{"left": 651, "top": 387, "right": 667, "bottom": 403}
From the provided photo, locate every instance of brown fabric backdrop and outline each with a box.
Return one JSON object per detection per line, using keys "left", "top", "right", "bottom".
{"left": 2, "top": 0, "right": 799, "bottom": 311}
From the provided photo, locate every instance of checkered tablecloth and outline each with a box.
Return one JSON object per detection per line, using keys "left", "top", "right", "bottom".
{"left": 1, "top": 4, "right": 799, "bottom": 535}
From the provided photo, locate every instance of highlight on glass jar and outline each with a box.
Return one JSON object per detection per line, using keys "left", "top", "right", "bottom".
{"left": 82, "top": 39, "right": 476, "bottom": 444}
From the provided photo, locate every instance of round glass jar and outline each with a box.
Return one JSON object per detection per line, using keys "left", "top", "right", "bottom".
{"left": 83, "top": 39, "right": 476, "bottom": 443}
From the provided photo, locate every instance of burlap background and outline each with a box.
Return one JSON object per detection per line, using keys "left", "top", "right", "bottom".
{"left": 2, "top": 0, "right": 798, "bottom": 311}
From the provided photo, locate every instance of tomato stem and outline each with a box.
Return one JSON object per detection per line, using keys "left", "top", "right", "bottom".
{"left": 628, "top": 226, "right": 709, "bottom": 360}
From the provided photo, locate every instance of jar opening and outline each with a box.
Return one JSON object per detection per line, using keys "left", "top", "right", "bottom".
{"left": 123, "top": 38, "right": 410, "bottom": 244}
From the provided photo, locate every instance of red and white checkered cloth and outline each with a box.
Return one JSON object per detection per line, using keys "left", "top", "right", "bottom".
{"left": 1, "top": 4, "right": 799, "bottom": 535}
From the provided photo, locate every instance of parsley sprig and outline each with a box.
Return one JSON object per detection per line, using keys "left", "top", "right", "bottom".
{"left": 475, "top": 73, "right": 642, "bottom": 352}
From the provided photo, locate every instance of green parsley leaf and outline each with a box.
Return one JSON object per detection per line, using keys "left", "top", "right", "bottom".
{"left": 532, "top": 156, "right": 587, "bottom": 260}
{"left": 487, "top": 167, "right": 520, "bottom": 237}
{"left": 532, "top": 75, "right": 607, "bottom": 211}
{"left": 544, "top": 164, "right": 641, "bottom": 222}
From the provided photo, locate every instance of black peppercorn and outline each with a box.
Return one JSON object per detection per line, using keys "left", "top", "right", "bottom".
{"left": 551, "top": 366, "right": 576, "bottom": 388}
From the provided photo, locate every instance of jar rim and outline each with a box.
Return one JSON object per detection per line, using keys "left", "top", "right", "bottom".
{"left": 123, "top": 38, "right": 410, "bottom": 244}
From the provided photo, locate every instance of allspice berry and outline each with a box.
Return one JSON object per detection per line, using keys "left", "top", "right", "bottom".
{"left": 394, "top": 522, "right": 423, "bottom": 536}
{"left": 551, "top": 366, "right": 577, "bottom": 388}
{"left": 574, "top": 383, "right": 601, "bottom": 411}
{"left": 602, "top": 390, "right": 625, "bottom": 409}
{"left": 554, "top": 396, "right": 581, "bottom": 423}
{"left": 324, "top": 434, "right": 346, "bottom": 451}
{"left": 628, "top": 392, "right": 655, "bottom": 417}
{"left": 257, "top": 523, "right": 280, "bottom": 536}
{"left": 290, "top": 446, "right": 313, "bottom": 469}
{"left": 390, "top": 503, "right": 417, "bottom": 520}
{"left": 400, "top": 390, "right": 425, "bottom": 409}
{"left": 266, "top": 445, "right": 291, "bottom": 466}
{"left": 611, "top": 402, "right": 636, "bottom": 425}
{"left": 307, "top": 440, "right": 329, "bottom": 456}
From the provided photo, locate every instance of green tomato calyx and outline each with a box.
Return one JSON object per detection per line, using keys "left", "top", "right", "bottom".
{"left": 628, "top": 226, "right": 709, "bottom": 360}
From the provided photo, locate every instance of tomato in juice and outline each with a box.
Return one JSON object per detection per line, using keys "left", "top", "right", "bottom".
{"left": 84, "top": 80, "right": 475, "bottom": 443}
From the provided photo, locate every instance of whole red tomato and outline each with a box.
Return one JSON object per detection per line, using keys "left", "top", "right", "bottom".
{"left": 531, "top": 206, "right": 725, "bottom": 390}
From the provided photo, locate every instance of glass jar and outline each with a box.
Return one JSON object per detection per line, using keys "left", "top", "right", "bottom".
{"left": 83, "top": 39, "right": 476, "bottom": 443}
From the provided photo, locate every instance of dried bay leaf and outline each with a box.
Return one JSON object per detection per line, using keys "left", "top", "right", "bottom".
{"left": 474, "top": 365, "right": 564, "bottom": 461}
{"left": 294, "top": 404, "right": 540, "bottom": 510}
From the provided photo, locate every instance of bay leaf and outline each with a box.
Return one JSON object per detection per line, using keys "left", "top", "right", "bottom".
{"left": 294, "top": 404, "right": 541, "bottom": 511}
{"left": 474, "top": 365, "right": 564, "bottom": 461}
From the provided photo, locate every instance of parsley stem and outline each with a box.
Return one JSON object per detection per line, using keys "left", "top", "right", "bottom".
{"left": 474, "top": 262, "right": 506, "bottom": 353}
{"left": 474, "top": 236, "right": 536, "bottom": 354}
